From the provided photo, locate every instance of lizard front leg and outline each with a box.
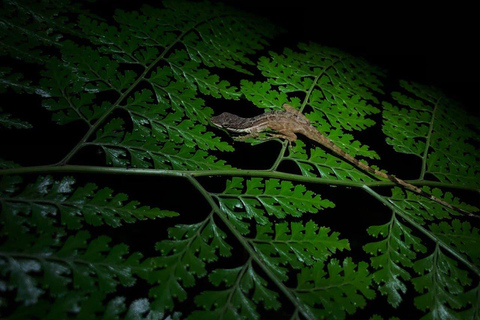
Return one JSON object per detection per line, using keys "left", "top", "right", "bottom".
{"left": 232, "top": 131, "right": 261, "bottom": 141}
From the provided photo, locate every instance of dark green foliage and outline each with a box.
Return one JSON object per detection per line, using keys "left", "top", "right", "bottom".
{"left": 1, "top": 0, "right": 479, "bottom": 319}
{"left": 0, "top": 175, "right": 177, "bottom": 229}
{"left": 383, "top": 81, "right": 480, "bottom": 188}
{"left": 295, "top": 258, "right": 375, "bottom": 319}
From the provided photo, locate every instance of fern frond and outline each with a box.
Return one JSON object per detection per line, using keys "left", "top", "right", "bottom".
{"left": 253, "top": 221, "right": 350, "bottom": 281}
{"left": 215, "top": 178, "right": 334, "bottom": 234}
{"left": 295, "top": 258, "right": 375, "bottom": 319}
{"left": 0, "top": 0, "right": 75, "bottom": 64}
{"left": 0, "top": 175, "right": 177, "bottom": 230}
{"left": 0, "top": 107, "right": 32, "bottom": 129}
{"left": 121, "top": 90, "right": 233, "bottom": 152}
{"left": 94, "top": 122, "right": 232, "bottom": 170}
{"left": 0, "top": 229, "right": 149, "bottom": 305}
{"left": 429, "top": 220, "right": 480, "bottom": 266}
{"left": 412, "top": 244, "right": 472, "bottom": 319}
{"left": 383, "top": 80, "right": 480, "bottom": 187}
{"left": 5, "top": 291, "right": 172, "bottom": 320}
{"left": 0, "top": 158, "right": 20, "bottom": 169}
{"left": 1, "top": 0, "right": 479, "bottom": 319}
{"left": 147, "top": 213, "right": 232, "bottom": 313}
{"left": 190, "top": 261, "right": 281, "bottom": 320}
{"left": 388, "top": 187, "right": 476, "bottom": 223}
{"left": 242, "top": 43, "right": 383, "bottom": 131}
{"left": 364, "top": 212, "right": 427, "bottom": 307}
{"left": 286, "top": 140, "right": 376, "bottom": 180}
{"left": 240, "top": 42, "right": 383, "bottom": 178}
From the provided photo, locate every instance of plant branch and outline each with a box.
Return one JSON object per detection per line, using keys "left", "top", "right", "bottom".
{"left": 1, "top": 165, "right": 478, "bottom": 193}
{"left": 419, "top": 97, "right": 440, "bottom": 180}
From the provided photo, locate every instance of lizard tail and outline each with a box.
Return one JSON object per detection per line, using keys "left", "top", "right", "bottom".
{"left": 310, "top": 131, "right": 477, "bottom": 218}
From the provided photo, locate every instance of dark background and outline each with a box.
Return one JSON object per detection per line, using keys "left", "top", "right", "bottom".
{"left": 229, "top": 1, "right": 477, "bottom": 113}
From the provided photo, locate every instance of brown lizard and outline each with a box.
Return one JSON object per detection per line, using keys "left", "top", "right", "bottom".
{"left": 211, "top": 103, "right": 477, "bottom": 218}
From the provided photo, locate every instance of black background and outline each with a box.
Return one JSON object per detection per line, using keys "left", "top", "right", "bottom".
{"left": 230, "top": 1, "right": 477, "bottom": 113}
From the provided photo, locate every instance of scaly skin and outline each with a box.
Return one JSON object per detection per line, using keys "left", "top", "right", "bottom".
{"left": 211, "top": 103, "right": 477, "bottom": 218}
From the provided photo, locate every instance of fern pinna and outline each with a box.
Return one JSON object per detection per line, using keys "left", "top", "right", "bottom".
{"left": 1, "top": 1, "right": 479, "bottom": 319}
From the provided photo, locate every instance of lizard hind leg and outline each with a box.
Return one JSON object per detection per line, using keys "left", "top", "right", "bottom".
{"left": 266, "top": 127, "right": 297, "bottom": 154}
{"left": 282, "top": 103, "right": 310, "bottom": 123}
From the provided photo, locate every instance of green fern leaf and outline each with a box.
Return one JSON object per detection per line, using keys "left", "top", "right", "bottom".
{"left": 364, "top": 213, "right": 427, "bottom": 307}
{"left": 383, "top": 80, "right": 480, "bottom": 188}
{"left": 0, "top": 158, "right": 20, "bottom": 169}
{"left": 0, "top": 229, "right": 149, "bottom": 306}
{"left": 240, "top": 43, "right": 383, "bottom": 179}
{"left": 412, "top": 245, "right": 472, "bottom": 319}
{"left": 5, "top": 291, "right": 171, "bottom": 320}
{"left": 0, "top": 0, "right": 77, "bottom": 65}
{"left": 215, "top": 178, "right": 334, "bottom": 233}
{"left": 295, "top": 258, "right": 375, "bottom": 319}
{"left": 253, "top": 221, "right": 350, "bottom": 281}
{"left": 191, "top": 262, "right": 281, "bottom": 320}
{"left": 287, "top": 140, "right": 376, "bottom": 180}
{"left": 121, "top": 90, "right": 233, "bottom": 152}
{"left": 0, "top": 175, "right": 177, "bottom": 230}
{"left": 0, "top": 67, "right": 37, "bottom": 95}
{"left": 242, "top": 43, "right": 383, "bottom": 131}
{"left": 148, "top": 214, "right": 232, "bottom": 313}
{"left": 0, "top": 107, "right": 32, "bottom": 129}
{"left": 429, "top": 220, "right": 480, "bottom": 266}
{"left": 39, "top": 58, "right": 107, "bottom": 125}
{"left": 388, "top": 187, "right": 476, "bottom": 223}
{"left": 1, "top": 1, "right": 479, "bottom": 319}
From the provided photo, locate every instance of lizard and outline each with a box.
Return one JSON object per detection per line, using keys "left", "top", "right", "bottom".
{"left": 211, "top": 103, "right": 478, "bottom": 218}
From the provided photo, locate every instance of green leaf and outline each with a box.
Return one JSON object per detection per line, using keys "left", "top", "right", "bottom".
{"left": 0, "top": 0, "right": 78, "bottom": 65}
{"left": 295, "top": 258, "right": 375, "bottom": 319}
{"left": 242, "top": 43, "right": 383, "bottom": 132}
{"left": 5, "top": 291, "right": 170, "bottom": 320}
{"left": 364, "top": 213, "right": 426, "bottom": 307}
{"left": 1, "top": 1, "right": 479, "bottom": 319}
{"left": 216, "top": 178, "right": 334, "bottom": 233}
{"left": 253, "top": 221, "right": 350, "bottom": 281}
{"left": 383, "top": 80, "right": 480, "bottom": 188}
{"left": 412, "top": 245, "right": 472, "bottom": 319}
{"left": 387, "top": 187, "right": 476, "bottom": 223}
{"left": 287, "top": 140, "right": 376, "bottom": 180}
{"left": 429, "top": 220, "right": 480, "bottom": 266}
{"left": 190, "top": 262, "right": 280, "bottom": 320}
{"left": 0, "top": 107, "right": 32, "bottom": 129}
{"left": 39, "top": 58, "right": 107, "bottom": 125}
{"left": 121, "top": 90, "right": 233, "bottom": 152}
{"left": 0, "top": 175, "right": 177, "bottom": 230}
{"left": 0, "top": 229, "right": 149, "bottom": 306}
{"left": 148, "top": 214, "right": 232, "bottom": 313}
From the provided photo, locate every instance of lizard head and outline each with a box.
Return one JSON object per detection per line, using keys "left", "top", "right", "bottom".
{"left": 210, "top": 112, "right": 244, "bottom": 129}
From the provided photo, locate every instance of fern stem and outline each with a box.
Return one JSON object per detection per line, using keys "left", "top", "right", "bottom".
{"left": 361, "top": 185, "right": 480, "bottom": 277}
{"left": 299, "top": 60, "right": 338, "bottom": 113}
{"left": 269, "top": 142, "right": 288, "bottom": 171}
{"left": 419, "top": 97, "right": 440, "bottom": 180}
{"left": 1, "top": 165, "right": 477, "bottom": 193}
{"left": 185, "top": 175, "right": 316, "bottom": 320}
